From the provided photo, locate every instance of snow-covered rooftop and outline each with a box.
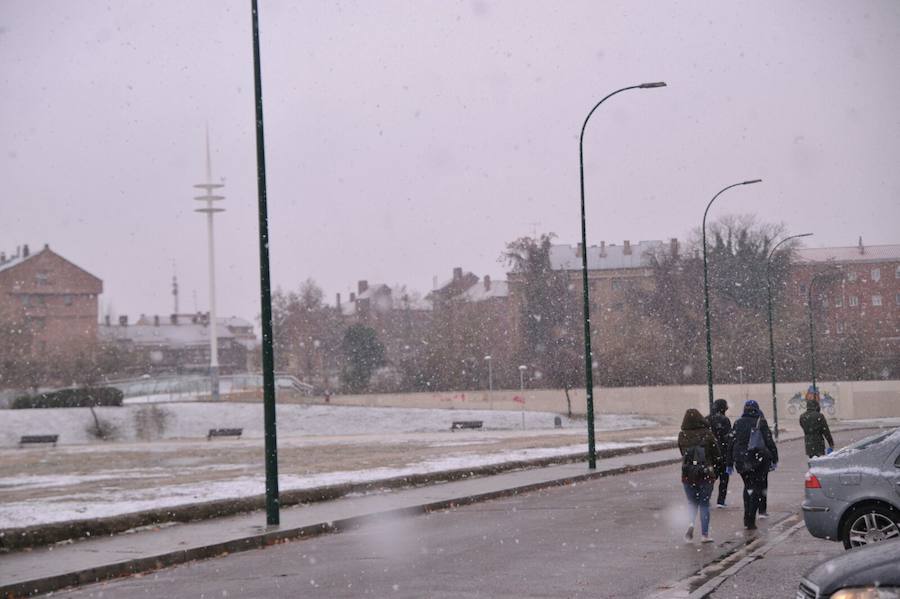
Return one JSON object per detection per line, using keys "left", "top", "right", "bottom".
{"left": 0, "top": 250, "right": 36, "bottom": 274}
{"left": 549, "top": 240, "right": 663, "bottom": 271}
{"left": 100, "top": 323, "right": 234, "bottom": 347}
{"left": 461, "top": 279, "right": 509, "bottom": 302}
{"left": 795, "top": 244, "right": 900, "bottom": 264}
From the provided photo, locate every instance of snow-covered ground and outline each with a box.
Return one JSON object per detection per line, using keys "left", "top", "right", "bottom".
{"left": 0, "top": 401, "right": 665, "bottom": 529}
{"left": 0, "top": 401, "right": 655, "bottom": 447}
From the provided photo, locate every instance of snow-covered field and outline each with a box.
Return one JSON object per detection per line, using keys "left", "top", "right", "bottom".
{"left": 0, "top": 401, "right": 654, "bottom": 447}
{"left": 0, "top": 401, "right": 666, "bottom": 528}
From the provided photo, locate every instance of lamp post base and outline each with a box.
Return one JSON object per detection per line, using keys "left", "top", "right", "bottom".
{"left": 210, "top": 365, "right": 220, "bottom": 401}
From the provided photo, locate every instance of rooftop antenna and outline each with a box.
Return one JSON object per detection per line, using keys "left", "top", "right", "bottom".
{"left": 172, "top": 260, "right": 179, "bottom": 315}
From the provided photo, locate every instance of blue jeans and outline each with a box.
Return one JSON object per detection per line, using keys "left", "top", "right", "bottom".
{"left": 683, "top": 481, "right": 713, "bottom": 535}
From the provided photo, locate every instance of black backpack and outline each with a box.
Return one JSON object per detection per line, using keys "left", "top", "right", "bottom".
{"left": 682, "top": 445, "right": 712, "bottom": 484}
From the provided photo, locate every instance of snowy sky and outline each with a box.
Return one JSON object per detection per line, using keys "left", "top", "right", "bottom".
{"left": 2, "top": 1, "right": 898, "bottom": 322}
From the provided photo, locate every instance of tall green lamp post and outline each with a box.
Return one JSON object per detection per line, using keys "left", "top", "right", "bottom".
{"left": 251, "top": 0, "right": 280, "bottom": 527}
{"left": 701, "top": 180, "right": 762, "bottom": 416}
{"left": 765, "top": 232, "right": 812, "bottom": 439}
{"left": 579, "top": 81, "right": 666, "bottom": 470}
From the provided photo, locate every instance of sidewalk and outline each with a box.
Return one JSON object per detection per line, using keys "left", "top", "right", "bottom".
{"left": 0, "top": 424, "right": 879, "bottom": 597}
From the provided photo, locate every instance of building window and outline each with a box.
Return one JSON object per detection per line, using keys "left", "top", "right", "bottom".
{"left": 799, "top": 284, "right": 807, "bottom": 294}
{"left": 847, "top": 271, "right": 858, "bottom": 282}
{"left": 21, "top": 295, "right": 30, "bottom": 306}
{"left": 35, "top": 272, "right": 50, "bottom": 286}
{"left": 872, "top": 294, "right": 883, "bottom": 306}
{"left": 611, "top": 278, "right": 622, "bottom": 291}
{"left": 836, "top": 322, "right": 844, "bottom": 334}
{"left": 896, "top": 292, "right": 900, "bottom": 306}
{"left": 834, "top": 296, "right": 843, "bottom": 308}
{"left": 895, "top": 265, "right": 900, "bottom": 279}
{"left": 849, "top": 295, "right": 859, "bottom": 307}
{"left": 872, "top": 268, "right": 881, "bottom": 282}
{"left": 64, "top": 294, "right": 73, "bottom": 306}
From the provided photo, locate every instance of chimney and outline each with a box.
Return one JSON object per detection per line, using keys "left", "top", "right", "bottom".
{"left": 358, "top": 280, "right": 368, "bottom": 294}
{"left": 453, "top": 267, "right": 463, "bottom": 281}
{"left": 623, "top": 240, "right": 632, "bottom": 255}
{"left": 171, "top": 314, "right": 178, "bottom": 325}
{"left": 119, "top": 315, "right": 128, "bottom": 326}
{"left": 858, "top": 236, "right": 865, "bottom": 255}
{"left": 600, "top": 240, "right": 606, "bottom": 256}
{"left": 154, "top": 315, "right": 160, "bottom": 327}
{"left": 336, "top": 293, "right": 341, "bottom": 308}
{"left": 576, "top": 243, "right": 583, "bottom": 258}
{"left": 44, "top": 243, "right": 49, "bottom": 250}
{"left": 22, "top": 244, "right": 29, "bottom": 258}
{"left": 104, "top": 315, "right": 111, "bottom": 326}
{"left": 484, "top": 275, "right": 492, "bottom": 291}
{"left": 670, "top": 238, "right": 679, "bottom": 257}
{"left": 350, "top": 292, "right": 356, "bottom": 303}
{"left": 0, "top": 252, "right": 5, "bottom": 263}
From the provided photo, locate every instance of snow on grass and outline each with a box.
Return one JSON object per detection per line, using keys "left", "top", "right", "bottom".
{"left": 0, "top": 441, "right": 656, "bottom": 528}
{"left": 0, "top": 402, "right": 656, "bottom": 447}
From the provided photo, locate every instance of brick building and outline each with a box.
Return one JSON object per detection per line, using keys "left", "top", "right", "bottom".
{"left": 791, "top": 239, "right": 900, "bottom": 371}
{"left": 0, "top": 244, "right": 102, "bottom": 354}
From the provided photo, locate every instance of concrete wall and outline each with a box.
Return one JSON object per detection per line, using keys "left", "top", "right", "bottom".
{"left": 322, "top": 380, "right": 900, "bottom": 421}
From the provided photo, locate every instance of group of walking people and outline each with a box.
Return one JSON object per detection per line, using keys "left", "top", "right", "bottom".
{"left": 677, "top": 392, "right": 835, "bottom": 543}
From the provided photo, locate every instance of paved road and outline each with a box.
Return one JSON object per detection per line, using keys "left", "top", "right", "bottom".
{"left": 53, "top": 430, "right": 871, "bottom": 598}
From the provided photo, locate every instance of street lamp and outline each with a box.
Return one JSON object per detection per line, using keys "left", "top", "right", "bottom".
{"left": 484, "top": 355, "right": 493, "bottom": 410}
{"left": 579, "top": 81, "right": 666, "bottom": 470}
{"left": 807, "top": 271, "right": 832, "bottom": 400}
{"left": 194, "top": 128, "right": 225, "bottom": 402}
{"left": 766, "top": 232, "right": 812, "bottom": 438}
{"left": 518, "top": 365, "right": 527, "bottom": 430}
{"left": 701, "top": 179, "right": 762, "bottom": 415}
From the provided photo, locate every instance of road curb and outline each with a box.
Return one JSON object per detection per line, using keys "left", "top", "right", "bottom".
{"left": 1, "top": 453, "right": 685, "bottom": 598}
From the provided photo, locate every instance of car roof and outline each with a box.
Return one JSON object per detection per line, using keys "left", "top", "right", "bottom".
{"left": 803, "top": 539, "right": 900, "bottom": 594}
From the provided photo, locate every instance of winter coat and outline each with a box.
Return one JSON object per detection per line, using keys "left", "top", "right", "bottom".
{"left": 678, "top": 408, "right": 721, "bottom": 483}
{"left": 727, "top": 405, "right": 778, "bottom": 473}
{"left": 799, "top": 400, "right": 834, "bottom": 457}
{"left": 706, "top": 399, "right": 732, "bottom": 474}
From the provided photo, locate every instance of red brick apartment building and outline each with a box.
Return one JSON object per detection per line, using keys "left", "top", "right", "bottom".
{"left": 791, "top": 239, "right": 900, "bottom": 358}
{"left": 0, "top": 244, "right": 102, "bottom": 353}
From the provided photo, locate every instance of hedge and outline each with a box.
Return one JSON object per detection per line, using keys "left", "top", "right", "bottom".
{"left": 12, "top": 387, "right": 124, "bottom": 409}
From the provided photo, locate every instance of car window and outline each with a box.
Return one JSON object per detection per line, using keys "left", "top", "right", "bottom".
{"left": 833, "top": 429, "right": 900, "bottom": 456}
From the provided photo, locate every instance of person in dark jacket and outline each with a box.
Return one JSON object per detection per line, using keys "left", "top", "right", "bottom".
{"left": 799, "top": 398, "right": 834, "bottom": 458}
{"left": 706, "top": 399, "right": 732, "bottom": 508}
{"left": 727, "top": 400, "right": 778, "bottom": 530}
{"left": 678, "top": 408, "right": 721, "bottom": 543}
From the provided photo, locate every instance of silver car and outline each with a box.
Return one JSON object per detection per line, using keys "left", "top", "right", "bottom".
{"left": 802, "top": 428, "right": 900, "bottom": 549}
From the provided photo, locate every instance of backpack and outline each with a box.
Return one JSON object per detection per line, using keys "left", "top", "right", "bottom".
{"left": 743, "top": 417, "right": 772, "bottom": 468}
{"left": 682, "top": 445, "right": 712, "bottom": 484}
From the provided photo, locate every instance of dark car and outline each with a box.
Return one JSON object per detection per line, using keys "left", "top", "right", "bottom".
{"left": 797, "top": 538, "right": 900, "bottom": 598}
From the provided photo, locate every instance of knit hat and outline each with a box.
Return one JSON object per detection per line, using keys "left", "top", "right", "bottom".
{"left": 744, "top": 399, "right": 759, "bottom": 411}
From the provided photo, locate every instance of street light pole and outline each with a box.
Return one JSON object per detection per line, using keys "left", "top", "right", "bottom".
{"left": 702, "top": 179, "right": 762, "bottom": 415}
{"left": 518, "top": 364, "right": 527, "bottom": 430}
{"left": 766, "top": 232, "right": 812, "bottom": 439}
{"left": 579, "top": 81, "right": 666, "bottom": 470}
{"left": 484, "top": 355, "right": 493, "bottom": 410}
{"left": 807, "top": 272, "right": 830, "bottom": 399}
{"left": 251, "top": 0, "right": 280, "bottom": 527}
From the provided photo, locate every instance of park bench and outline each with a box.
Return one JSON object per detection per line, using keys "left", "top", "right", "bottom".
{"left": 207, "top": 428, "right": 243, "bottom": 440}
{"left": 450, "top": 420, "right": 483, "bottom": 431}
{"left": 19, "top": 434, "right": 59, "bottom": 448}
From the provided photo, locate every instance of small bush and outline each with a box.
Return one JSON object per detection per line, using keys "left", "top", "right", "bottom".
{"left": 12, "top": 387, "right": 124, "bottom": 409}
{"left": 134, "top": 405, "right": 170, "bottom": 440}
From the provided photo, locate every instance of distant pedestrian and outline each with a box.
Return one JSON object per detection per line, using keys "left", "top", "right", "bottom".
{"left": 800, "top": 397, "right": 834, "bottom": 458}
{"left": 678, "top": 408, "right": 720, "bottom": 543}
{"left": 727, "top": 400, "right": 778, "bottom": 531}
{"left": 706, "top": 399, "right": 732, "bottom": 508}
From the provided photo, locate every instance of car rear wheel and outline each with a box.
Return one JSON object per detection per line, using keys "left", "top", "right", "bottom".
{"left": 841, "top": 505, "right": 900, "bottom": 549}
